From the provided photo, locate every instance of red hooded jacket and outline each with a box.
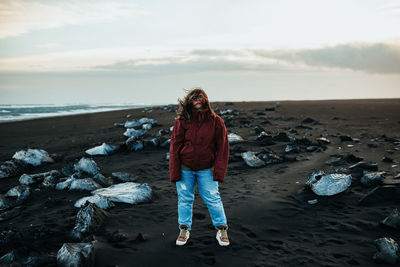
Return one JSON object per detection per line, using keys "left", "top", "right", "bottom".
{"left": 169, "top": 108, "right": 229, "bottom": 183}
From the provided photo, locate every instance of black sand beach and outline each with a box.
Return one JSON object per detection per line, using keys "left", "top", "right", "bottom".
{"left": 1, "top": 99, "right": 400, "bottom": 266}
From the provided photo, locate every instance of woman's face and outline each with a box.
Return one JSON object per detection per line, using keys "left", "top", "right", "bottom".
{"left": 191, "top": 94, "right": 204, "bottom": 110}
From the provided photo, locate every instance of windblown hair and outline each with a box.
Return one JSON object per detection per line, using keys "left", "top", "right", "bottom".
{"left": 175, "top": 87, "right": 217, "bottom": 121}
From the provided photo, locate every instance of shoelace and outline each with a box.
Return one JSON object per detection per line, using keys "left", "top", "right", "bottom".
{"left": 220, "top": 229, "right": 228, "bottom": 240}
{"left": 179, "top": 229, "right": 188, "bottom": 239}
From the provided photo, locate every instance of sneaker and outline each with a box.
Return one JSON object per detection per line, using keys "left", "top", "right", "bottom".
{"left": 216, "top": 225, "right": 230, "bottom": 246}
{"left": 176, "top": 225, "right": 190, "bottom": 246}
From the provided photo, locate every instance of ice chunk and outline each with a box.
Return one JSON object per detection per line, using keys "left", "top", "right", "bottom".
{"left": 228, "top": 133, "right": 244, "bottom": 144}
{"left": 127, "top": 140, "right": 144, "bottom": 151}
{"left": 220, "top": 109, "right": 233, "bottom": 115}
{"left": 5, "top": 185, "right": 30, "bottom": 204}
{"left": 70, "top": 178, "right": 102, "bottom": 191}
{"left": 71, "top": 203, "right": 108, "bottom": 240}
{"left": 57, "top": 242, "right": 94, "bottom": 267}
{"left": 360, "top": 171, "right": 385, "bottom": 187}
{"left": 92, "top": 182, "right": 152, "bottom": 205}
{"left": 111, "top": 172, "right": 137, "bottom": 182}
{"left": 0, "top": 160, "right": 24, "bottom": 179}
{"left": 306, "top": 171, "right": 352, "bottom": 196}
{"left": 12, "top": 149, "right": 53, "bottom": 166}
{"left": 74, "top": 195, "right": 115, "bottom": 210}
{"left": 373, "top": 237, "right": 400, "bottom": 264}
{"left": 381, "top": 209, "right": 400, "bottom": 229}
{"left": 74, "top": 157, "right": 100, "bottom": 175}
{"left": 142, "top": 123, "right": 152, "bottom": 130}
{"left": 123, "top": 128, "right": 146, "bottom": 138}
{"left": 241, "top": 152, "right": 265, "bottom": 168}
{"left": 85, "top": 142, "right": 117, "bottom": 156}
{"left": 55, "top": 177, "right": 74, "bottom": 190}
{"left": 19, "top": 170, "right": 61, "bottom": 186}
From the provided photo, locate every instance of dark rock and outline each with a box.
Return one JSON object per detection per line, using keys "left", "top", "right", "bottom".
{"left": 382, "top": 156, "right": 394, "bottom": 163}
{"left": 272, "top": 132, "right": 290, "bottom": 142}
{"left": 349, "top": 161, "right": 378, "bottom": 172}
{"left": 253, "top": 125, "right": 265, "bottom": 135}
{"left": 367, "top": 143, "right": 378, "bottom": 148}
{"left": 302, "top": 117, "right": 316, "bottom": 124}
{"left": 360, "top": 171, "right": 385, "bottom": 187}
{"left": 381, "top": 209, "right": 400, "bottom": 229}
{"left": 340, "top": 135, "right": 353, "bottom": 142}
{"left": 57, "top": 242, "right": 94, "bottom": 267}
{"left": 295, "top": 125, "right": 312, "bottom": 130}
{"left": 373, "top": 237, "right": 399, "bottom": 264}
{"left": 264, "top": 107, "right": 275, "bottom": 111}
{"left": 285, "top": 144, "right": 299, "bottom": 153}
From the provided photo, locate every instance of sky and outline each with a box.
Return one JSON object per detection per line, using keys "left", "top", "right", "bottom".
{"left": 0, "top": 0, "right": 399, "bottom": 105}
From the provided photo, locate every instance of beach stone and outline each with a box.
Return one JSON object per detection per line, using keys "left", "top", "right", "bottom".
{"left": 57, "top": 242, "right": 94, "bottom": 267}
{"left": 253, "top": 125, "right": 265, "bottom": 134}
{"left": 295, "top": 136, "right": 313, "bottom": 146}
{"left": 241, "top": 152, "right": 265, "bottom": 167}
{"left": 12, "top": 148, "right": 54, "bottom": 166}
{"left": 381, "top": 209, "right": 400, "bottom": 229}
{"left": 111, "top": 172, "right": 137, "bottom": 182}
{"left": 228, "top": 133, "right": 244, "bottom": 144}
{"left": 257, "top": 131, "right": 275, "bottom": 145}
{"left": 340, "top": 135, "right": 353, "bottom": 141}
{"left": 85, "top": 142, "right": 118, "bottom": 156}
{"left": 272, "top": 132, "right": 290, "bottom": 142}
{"left": 373, "top": 237, "right": 399, "bottom": 264}
{"left": 306, "top": 171, "right": 352, "bottom": 196}
{"left": 74, "top": 157, "right": 100, "bottom": 176}
{"left": 258, "top": 152, "right": 284, "bottom": 165}
{"left": 360, "top": 171, "right": 385, "bottom": 187}
{"left": 382, "top": 156, "right": 394, "bottom": 163}
{"left": 71, "top": 202, "right": 108, "bottom": 240}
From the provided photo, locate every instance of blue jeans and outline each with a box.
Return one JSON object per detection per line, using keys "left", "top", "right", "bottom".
{"left": 176, "top": 168, "right": 227, "bottom": 231}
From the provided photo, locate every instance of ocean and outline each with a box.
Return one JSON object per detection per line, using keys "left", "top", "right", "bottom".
{"left": 0, "top": 103, "right": 152, "bottom": 123}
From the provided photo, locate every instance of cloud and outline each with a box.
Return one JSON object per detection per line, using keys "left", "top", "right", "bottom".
{"left": 0, "top": 0, "right": 146, "bottom": 39}
{"left": 252, "top": 43, "right": 400, "bottom": 74}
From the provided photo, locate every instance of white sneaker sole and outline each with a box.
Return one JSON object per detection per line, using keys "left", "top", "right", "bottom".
{"left": 176, "top": 231, "right": 190, "bottom": 246}
{"left": 216, "top": 231, "right": 230, "bottom": 246}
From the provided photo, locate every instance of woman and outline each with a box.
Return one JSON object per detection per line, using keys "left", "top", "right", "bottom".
{"left": 169, "top": 88, "right": 230, "bottom": 246}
